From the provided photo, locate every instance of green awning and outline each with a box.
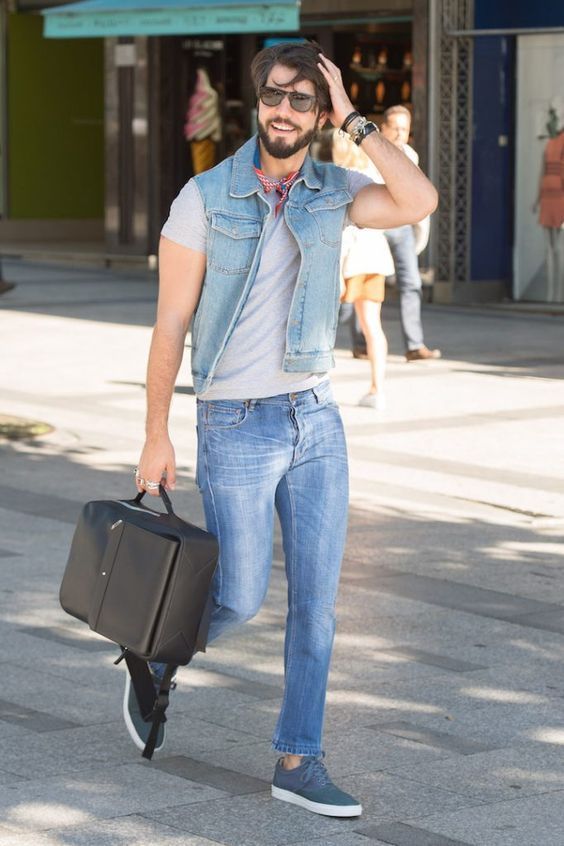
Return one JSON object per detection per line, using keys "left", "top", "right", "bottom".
{"left": 42, "top": 0, "right": 300, "bottom": 38}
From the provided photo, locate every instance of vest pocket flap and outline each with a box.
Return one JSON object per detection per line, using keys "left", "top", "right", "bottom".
{"left": 305, "top": 189, "right": 352, "bottom": 212}
{"left": 88, "top": 522, "right": 179, "bottom": 656}
{"left": 210, "top": 212, "right": 261, "bottom": 240}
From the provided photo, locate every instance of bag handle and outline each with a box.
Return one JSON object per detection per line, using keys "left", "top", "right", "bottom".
{"left": 134, "top": 484, "right": 174, "bottom": 515}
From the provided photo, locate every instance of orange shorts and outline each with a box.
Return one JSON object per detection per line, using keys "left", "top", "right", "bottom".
{"left": 341, "top": 274, "right": 385, "bottom": 304}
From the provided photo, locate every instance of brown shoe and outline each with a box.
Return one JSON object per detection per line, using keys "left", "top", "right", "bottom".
{"left": 353, "top": 347, "right": 368, "bottom": 360}
{"left": 406, "top": 346, "right": 441, "bottom": 362}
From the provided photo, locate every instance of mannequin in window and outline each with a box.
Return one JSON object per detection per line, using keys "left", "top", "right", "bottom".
{"left": 532, "top": 107, "right": 564, "bottom": 302}
{"left": 184, "top": 67, "right": 222, "bottom": 174}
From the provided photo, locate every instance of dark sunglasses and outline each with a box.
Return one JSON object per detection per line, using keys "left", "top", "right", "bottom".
{"left": 258, "top": 86, "right": 317, "bottom": 113}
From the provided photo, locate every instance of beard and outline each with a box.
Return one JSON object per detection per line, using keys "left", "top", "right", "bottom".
{"left": 258, "top": 116, "right": 319, "bottom": 159}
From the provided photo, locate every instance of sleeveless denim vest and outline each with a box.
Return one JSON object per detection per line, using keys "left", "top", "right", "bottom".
{"left": 191, "top": 136, "right": 352, "bottom": 395}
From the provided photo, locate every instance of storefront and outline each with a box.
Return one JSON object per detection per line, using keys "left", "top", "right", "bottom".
{"left": 2, "top": 0, "right": 427, "bottom": 259}
{"left": 432, "top": 0, "right": 564, "bottom": 304}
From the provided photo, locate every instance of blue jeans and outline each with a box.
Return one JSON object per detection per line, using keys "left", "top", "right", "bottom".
{"left": 192, "top": 381, "right": 348, "bottom": 756}
{"left": 384, "top": 225, "right": 424, "bottom": 352}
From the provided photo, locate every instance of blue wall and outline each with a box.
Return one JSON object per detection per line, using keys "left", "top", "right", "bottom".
{"left": 475, "top": 0, "right": 564, "bottom": 29}
{"left": 470, "top": 1, "right": 563, "bottom": 286}
{"left": 470, "top": 36, "right": 514, "bottom": 285}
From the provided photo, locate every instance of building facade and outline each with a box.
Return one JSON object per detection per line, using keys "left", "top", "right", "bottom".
{"left": 1, "top": 0, "right": 563, "bottom": 302}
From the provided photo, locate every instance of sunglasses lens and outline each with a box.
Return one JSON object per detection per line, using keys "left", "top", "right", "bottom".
{"left": 259, "top": 88, "right": 315, "bottom": 112}
{"left": 260, "top": 89, "right": 284, "bottom": 106}
{"left": 289, "top": 94, "right": 314, "bottom": 112}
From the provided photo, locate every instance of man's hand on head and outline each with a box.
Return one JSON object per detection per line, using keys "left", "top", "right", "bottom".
{"left": 316, "top": 54, "right": 356, "bottom": 129}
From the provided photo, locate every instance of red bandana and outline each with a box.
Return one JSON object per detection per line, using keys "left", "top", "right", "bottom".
{"left": 254, "top": 166, "right": 300, "bottom": 216}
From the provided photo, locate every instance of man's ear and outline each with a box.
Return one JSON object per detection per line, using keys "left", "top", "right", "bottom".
{"left": 318, "top": 110, "right": 329, "bottom": 128}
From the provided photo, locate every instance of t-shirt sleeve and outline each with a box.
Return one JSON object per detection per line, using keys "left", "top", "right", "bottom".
{"left": 160, "top": 178, "right": 208, "bottom": 254}
{"left": 344, "top": 169, "right": 378, "bottom": 227}
{"left": 347, "top": 169, "right": 377, "bottom": 198}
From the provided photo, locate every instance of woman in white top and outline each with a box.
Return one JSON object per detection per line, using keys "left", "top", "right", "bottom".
{"left": 333, "top": 131, "right": 394, "bottom": 410}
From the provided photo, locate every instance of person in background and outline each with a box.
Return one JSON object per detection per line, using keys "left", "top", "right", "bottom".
{"left": 333, "top": 131, "right": 394, "bottom": 410}
{"left": 380, "top": 105, "right": 441, "bottom": 361}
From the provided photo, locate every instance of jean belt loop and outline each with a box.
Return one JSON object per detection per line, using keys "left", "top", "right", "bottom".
{"left": 312, "top": 386, "right": 320, "bottom": 404}
{"left": 247, "top": 399, "right": 257, "bottom": 411}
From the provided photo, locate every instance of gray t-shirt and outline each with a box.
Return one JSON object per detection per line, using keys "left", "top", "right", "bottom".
{"left": 162, "top": 166, "right": 373, "bottom": 400}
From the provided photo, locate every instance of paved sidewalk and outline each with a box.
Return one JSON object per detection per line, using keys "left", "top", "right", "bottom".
{"left": 0, "top": 259, "right": 564, "bottom": 846}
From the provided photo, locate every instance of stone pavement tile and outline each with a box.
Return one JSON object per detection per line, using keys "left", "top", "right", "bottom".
{"left": 337, "top": 606, "right": 564, "bottom": 670}
{"left": 319, "top": 728, "right": 455, "bottom": 778}
{"left": 167, "top": 683, "right": 270, "bottom": 728}
{"left": 182, "top": 666, "right": 283, "bottom": 701}
{"left": 357, "top": 821, "right": 471, "bottom": 845}
{"left": 0, "top": 763, "right": 226, "bottom": 833}
{"left": 291, "top": 835, "right": 381, "bottom": 846}
{"left": 368, "top": 571, "right": 561, "bottom": 624}
{"left": 157, "top": 714, "right": 268, "bottom": 755}
{"left": 0, "top": 768, "right": 27, "bottom": 786}
{"left": 386, "top": 699, "right": 564, "bottom": 749}
{"left": 181, "top": 738, "right": 278, "bottom": 783}
{"left": 0, "top": 485, "right": 80, "bottom": 524}
{"left": 328, "top": 656, "right": 481, "bottom": 693}
{"left": 0, "top": 720, "right": 35, "bottom": 743}
{"left": 371, "top": 647, "right": 487, "bottom": 674}
{"left": 324, "top": 673, "right": 494, "bottom": 721}
{"left": 0, "top": 698, "right": 80, "bottom": 733}
{"left": 0, "top": 662, "right": 122, "bottom": 726}
{"left": 385, "top": 744, "right": 564, "bottom": 803}
{"left": 441, "top": 659, "right": 564, "bottom": 699}
{"left": 190, "top": 724, "right": 454, "bottom": 785}
{"left": 142, "top": 792, "right": 356, "bottom": 846}
{"left": 339, "top": 770, "right": 484, "bottom": 822}
{"left": 0, "top": 815, "right": 222, "bottom": 846}
{"left": 16, "top": 625, "right": 116, "bottom": 655}
{"left": 151, "top": 755, "right": 269, "bottom": 795}
{"left": 0, "top": 721, "right": 144, "bottom": 779}
{"left": 415, "top": 790, "right": 564, "bottom": 846}
{"left": 178, "top": 696, "right": 278, "bottom": 742}
{"left": 367, "top": 721, "right": 495, "bottom": 755}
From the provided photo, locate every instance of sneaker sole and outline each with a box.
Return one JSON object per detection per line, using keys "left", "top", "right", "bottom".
{"left": 122, "top": 673, "right": 165, "bottom": 753}
{"left": 271, "top": 785, "right": 362, "bottom": 817}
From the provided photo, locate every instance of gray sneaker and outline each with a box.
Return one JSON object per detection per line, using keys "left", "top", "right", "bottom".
{"left": 271, "top": 756, "right": 362, "bottom": 817}
{"left": 122, "top": 666, "right": 175, "bottom": 753}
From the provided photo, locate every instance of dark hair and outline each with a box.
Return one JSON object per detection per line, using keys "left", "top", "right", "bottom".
{"left": 250, "top": 40, "right": 331, "bottom": 114}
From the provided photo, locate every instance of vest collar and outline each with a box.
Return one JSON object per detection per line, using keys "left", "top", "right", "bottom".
{"left": 230, "top": 135, "right": 323, "bottom": 198}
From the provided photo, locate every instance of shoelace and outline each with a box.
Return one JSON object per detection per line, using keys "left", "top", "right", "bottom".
{"left": 300, "top": 756, "right": 331, "bottom": 787}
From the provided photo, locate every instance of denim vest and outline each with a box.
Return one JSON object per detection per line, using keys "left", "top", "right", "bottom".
{"left": 191, "top": 136, "right": 352, "bottom": 395}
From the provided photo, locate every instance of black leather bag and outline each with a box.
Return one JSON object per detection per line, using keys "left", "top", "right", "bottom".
{"left": 60, "top": 486, "right": 218, "bottom": 758}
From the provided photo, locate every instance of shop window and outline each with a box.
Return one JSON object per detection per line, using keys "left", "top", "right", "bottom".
{"left": 333, "top": 26, "right": 412, "bottom": 126}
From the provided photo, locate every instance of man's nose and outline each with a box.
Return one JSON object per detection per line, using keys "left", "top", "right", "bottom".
{"left": 276, "top": 94, "right": 295, "bottom": 119}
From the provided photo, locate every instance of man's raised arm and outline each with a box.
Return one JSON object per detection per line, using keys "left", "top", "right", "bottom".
{"left": 317, "top": 53, "right": 438, "bottom": 230}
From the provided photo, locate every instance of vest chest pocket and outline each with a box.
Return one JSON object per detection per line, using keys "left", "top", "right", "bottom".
{"left": 304, "top": 189, "right": 352, "bottom": 247}
{"left": 208, "top": 212, "right": 262, "bottom": 275}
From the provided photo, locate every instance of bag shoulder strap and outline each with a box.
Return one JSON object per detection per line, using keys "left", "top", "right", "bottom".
{"left": 116, "top": 649, "right": 176, "bottom": 760}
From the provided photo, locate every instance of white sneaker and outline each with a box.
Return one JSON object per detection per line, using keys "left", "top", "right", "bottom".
{"left": 358, "top": 393, "right": 386, "bottom": 411}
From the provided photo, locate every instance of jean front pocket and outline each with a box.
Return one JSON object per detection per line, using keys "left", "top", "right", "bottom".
{"left": 204, "top": 401, "right": 249, "bottom": 429}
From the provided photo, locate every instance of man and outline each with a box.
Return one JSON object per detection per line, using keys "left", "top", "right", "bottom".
{"left": 133, "top": 41, "right": 437, "bottom": 817}
{"left": 380, "top": 105, "right": 441, "bottom": 361}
